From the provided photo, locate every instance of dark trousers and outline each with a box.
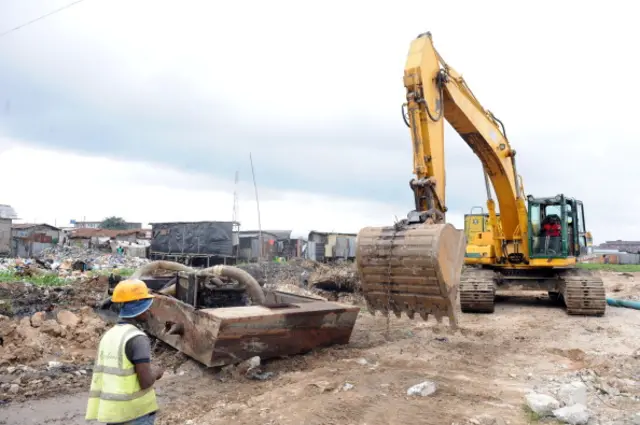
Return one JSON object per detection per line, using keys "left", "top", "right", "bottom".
{"left": 107, "top": 412, "right": 156, "bottom": 425}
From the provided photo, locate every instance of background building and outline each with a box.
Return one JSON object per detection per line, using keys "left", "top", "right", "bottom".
{"left": 149, "top": 221, "right": 236, "bottom": 267}
{"left": 12, "top": 223, "right": 61, "bottom": 257}
{"left": 0, "top": 204, "right": 19, "bottom": 256}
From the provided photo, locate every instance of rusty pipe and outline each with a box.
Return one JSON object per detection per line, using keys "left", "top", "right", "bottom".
{"left": 130, "top": 260, "right": 194, "bottom": 280}
{"left": 132, "top": 261, "right": 194, "bottom": 297}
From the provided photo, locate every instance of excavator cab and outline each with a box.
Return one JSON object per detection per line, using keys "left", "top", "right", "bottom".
{"left": 528, "top": 194, "right": 589, "bottom": 259}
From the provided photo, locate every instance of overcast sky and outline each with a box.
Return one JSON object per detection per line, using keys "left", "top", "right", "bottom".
{"left": 0, "top": 0, "right": 637, "bottom": 242}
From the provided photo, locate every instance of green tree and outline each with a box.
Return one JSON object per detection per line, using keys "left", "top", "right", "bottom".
{"left": 100, "top": 216, "right": 128, "bottom": 230}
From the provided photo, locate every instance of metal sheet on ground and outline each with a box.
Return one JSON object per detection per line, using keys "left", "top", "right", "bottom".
{"left": 144, "top": 293, "right": 360, "bottom": 367}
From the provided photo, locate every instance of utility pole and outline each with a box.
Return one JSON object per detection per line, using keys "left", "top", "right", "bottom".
{"left": 232, "top": 170, "right": 240, "bottom": 263}
{"left": 232, "top": 171, "right": 239, "bottom": 222}
{"left": 249, "top": 153, "right": 263, "bottom": 261}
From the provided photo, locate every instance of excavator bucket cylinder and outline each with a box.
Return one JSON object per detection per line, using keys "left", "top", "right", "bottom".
{"left": 356, "top": 222, "right": 466, "bottom": 327}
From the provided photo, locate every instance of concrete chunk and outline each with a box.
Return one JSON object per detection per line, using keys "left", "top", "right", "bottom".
{"left": 553, "top": 403, "right": 589, "bottom": 425}
{"left": 407, "top": 381, "right": 437, "bottom": 397}
{"left": 525, "top": 392, "right": 560, "bottom": 417}
{"left": 557, "top": 381, "right": 587, "bottom": 406}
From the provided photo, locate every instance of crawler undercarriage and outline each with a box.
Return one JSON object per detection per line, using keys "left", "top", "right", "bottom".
{"left": 460, "top": 266, "right": 607, "bottom": 316}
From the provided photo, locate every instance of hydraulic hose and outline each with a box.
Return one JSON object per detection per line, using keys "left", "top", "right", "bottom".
{"left": 606, "top": 298, "right": 640, "bottom": 310}
{"left": 130, "top": 260, "right": 194, "bottom": 279}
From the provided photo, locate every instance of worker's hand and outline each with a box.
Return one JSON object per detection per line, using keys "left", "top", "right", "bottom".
{"left": 153, "top": 366, "right": 165, "bottom": 381}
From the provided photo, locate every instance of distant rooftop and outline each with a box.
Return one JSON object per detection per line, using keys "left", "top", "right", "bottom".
{"left": 238, "top": 230, "right": 278, "bottom": 239}
{"left": 263, "top": 230, "right": 293, "bottom": 240}
{"left": 150, "top": 221, "right": 238, "bottom": 225}
{"left": 70, "top": 228, "right": 141, "bottom": 238}
{"left": 12, "top": 223, "right": 60, "bottom": 230}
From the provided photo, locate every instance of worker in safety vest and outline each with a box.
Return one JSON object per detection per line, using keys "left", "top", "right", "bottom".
{"left": 85, "top": 279, "right": 164, "bottom": 425}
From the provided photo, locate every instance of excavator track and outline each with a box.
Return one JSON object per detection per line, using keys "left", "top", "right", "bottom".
{"left": 460, "top": 268, "right": 496, "bottom": 313}
{"left": 356, "top": 222, "right": 466, "bottom": 327}
{"left": 558, "top": 268, "right": 606, "bottom": 316}
{"left": 458, "top": 267, "right": 605, "bottom": 316}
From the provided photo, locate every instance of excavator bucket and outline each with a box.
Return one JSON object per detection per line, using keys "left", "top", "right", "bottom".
{"left": 356, "top": 222, "right": 466, "bottom": 327}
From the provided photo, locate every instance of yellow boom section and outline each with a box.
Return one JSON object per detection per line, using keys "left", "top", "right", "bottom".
{"left": 403, "top": 32, "right": 529, "bottom": 261}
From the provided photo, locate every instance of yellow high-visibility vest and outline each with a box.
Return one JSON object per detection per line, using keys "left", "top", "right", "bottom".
{"left": 85, "top": 323, "right": 158, "bottom": 423}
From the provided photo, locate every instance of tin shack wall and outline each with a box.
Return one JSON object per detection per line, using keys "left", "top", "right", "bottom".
{"left": 151, "top": 221, "right": 234, "bottom": 256}
{"left": 0, "top": 219, "right": 11, "bottom": 255}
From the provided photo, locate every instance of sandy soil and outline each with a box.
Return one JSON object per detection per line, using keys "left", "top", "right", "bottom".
{"left": 1, "top": 270, "right": 640, "bottom": 425}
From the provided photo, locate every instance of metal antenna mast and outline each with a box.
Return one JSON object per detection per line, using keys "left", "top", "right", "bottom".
{"left": 232, "top": 170, "right": 240, "bottom": 224}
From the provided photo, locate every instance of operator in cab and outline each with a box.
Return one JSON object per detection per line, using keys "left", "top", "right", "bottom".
{"left": 85, "top": 279, "right": 165, "bottom": 425}
{"left": 542, "top": 215, "right": 561, "bottom": 238}
{"left": 541, "top": 214, "right": 562, "bottom": 254}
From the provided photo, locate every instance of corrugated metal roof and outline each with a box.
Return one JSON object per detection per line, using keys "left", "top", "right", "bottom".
{"left": 70, "top": 228, "right": 141, "bottom": 238}
{"left": 150, "top": 221, "right": 237, "bottom": 225}
{"left": 263, "top": 230, "right": 293, "bottom": 240}
{"left": 238, "top": 231, "right": 278, "bottom": 240}
{"left": 12, "top": 223, "right": 61, "bottom": 230}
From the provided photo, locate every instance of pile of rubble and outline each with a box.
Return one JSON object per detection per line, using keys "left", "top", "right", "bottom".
{"left": 238, "top": 258, "right": 359, "bottom": 292}
{"left": 0, "top": 274, "right": 110, "bottom": 319}
{"left": 0, "top": 246, "right": 150, "bottom": 282}
{"left": 525, "top": 368, "right": 640, "bottom": 424}
{"left": 236, "top": 259, "right": 361, "bottom": 303}
{"left": 0, "top": 308, "right": 108, "bottom": 365}
{"left": 0, "top": 361, "right": 92, "bottom": 403}
{"left": 0, "top": 308, "right": 109, "bottom": 402}
{"left": 39, "top": 245, "right": 149, "bottom": 273}
{"left": 306, "top": 261, "right": 359, "bottom": 292}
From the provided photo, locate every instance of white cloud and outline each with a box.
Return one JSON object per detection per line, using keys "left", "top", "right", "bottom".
{"left": 0, "top": 142, "right": 465, "bottom": 237}
{"left": 0, "top": 0, "right": 638, "bottom": 244}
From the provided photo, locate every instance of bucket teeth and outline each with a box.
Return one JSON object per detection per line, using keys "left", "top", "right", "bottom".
{"left": 392, "top": 305, "right": 402, "bottom": 318}
{"left": 356, "top": 222, "right": 466, "bottom": 328}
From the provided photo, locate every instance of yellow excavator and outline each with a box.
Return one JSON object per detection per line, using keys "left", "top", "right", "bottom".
{"left": 356, "top": 32, "right": 605, "bottom": 326}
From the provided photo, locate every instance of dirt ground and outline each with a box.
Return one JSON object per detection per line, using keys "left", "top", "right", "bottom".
{"left": 1, "top": 270, "right": 640, "bottom": 425}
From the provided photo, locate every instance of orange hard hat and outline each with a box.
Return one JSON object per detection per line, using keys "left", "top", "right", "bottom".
{"left": 111, "top": 279, "right": 155, "bottom": 303}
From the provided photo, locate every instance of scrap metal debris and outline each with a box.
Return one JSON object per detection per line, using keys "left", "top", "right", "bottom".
{"left": 0, "top": 247, "right": 149, "bottom": 281}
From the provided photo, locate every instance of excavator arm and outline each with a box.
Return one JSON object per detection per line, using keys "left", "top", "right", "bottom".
{"left": 356, "top": 32, "right": 529, "bottom": 327}
{"left": 403, "top": 32, "right": 529, "bottom": 261}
